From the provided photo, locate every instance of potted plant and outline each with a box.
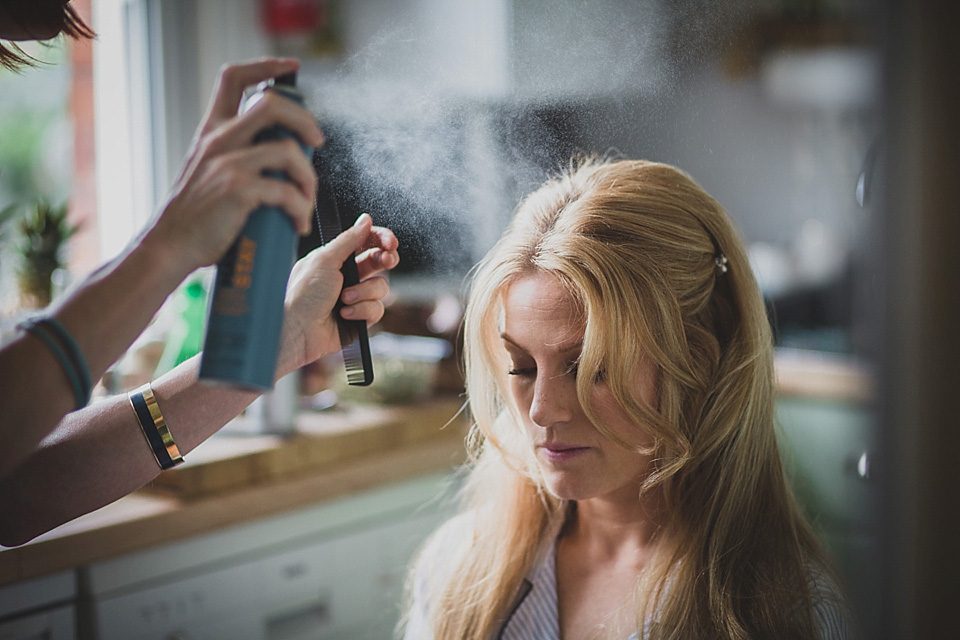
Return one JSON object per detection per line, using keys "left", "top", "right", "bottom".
{"left": 14, "top": 201, "right": 79, "bottom": 309}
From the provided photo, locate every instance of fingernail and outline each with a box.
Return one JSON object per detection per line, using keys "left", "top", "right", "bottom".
{"left": 342, "top": 289, "right": 357, "bottom": 303}
{"left": 354, "top": 212, "right": 370, "bottom": 227}
{"left": 341, "top": 306, "right": 355, "bottom": 318}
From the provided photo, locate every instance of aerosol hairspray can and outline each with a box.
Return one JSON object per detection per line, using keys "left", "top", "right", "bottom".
{"left": 198, "top": 73, "right": 312, "bottom": 390}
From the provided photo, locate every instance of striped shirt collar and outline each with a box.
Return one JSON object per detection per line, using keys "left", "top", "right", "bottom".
{"left": 496, "top": 536, "right": 560, "bottom": 640}
{"left": 495, "top": 535, "right": 642, "bottom": 640}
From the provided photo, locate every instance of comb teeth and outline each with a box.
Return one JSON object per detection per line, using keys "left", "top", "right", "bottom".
{"left": 343, "top": 341, "right": 373, "bottom": 386}
{"left": 336, "top": 312, "right": 373, "bottom": 386}
{"left": 314, "top": 201, "right": 342, "bottom": 246}
{"left": 314, "top": 167, "right": 374, "bottom": 387}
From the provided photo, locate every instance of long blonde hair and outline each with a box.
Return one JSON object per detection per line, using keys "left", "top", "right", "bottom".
{"left": 408, "top": 158, "right": 835, "bottom": 639}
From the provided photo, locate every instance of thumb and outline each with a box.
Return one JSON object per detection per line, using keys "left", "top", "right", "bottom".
{"left": 322, "top": 213, "right": 373, "bottom": 264}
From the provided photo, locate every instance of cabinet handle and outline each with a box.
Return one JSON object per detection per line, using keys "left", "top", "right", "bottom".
{"left": 849, "top": 451, "right": 872, "bottom": 480}
{"left": 266, "top": 598, "right": 332, "bottom": 638}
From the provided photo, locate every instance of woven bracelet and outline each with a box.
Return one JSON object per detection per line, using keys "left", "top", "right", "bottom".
{"left": 36, "top": 317, "right": 92, "bottom": 399}
{"left": 18, "top": 317, "right": 92, "bottom": 410}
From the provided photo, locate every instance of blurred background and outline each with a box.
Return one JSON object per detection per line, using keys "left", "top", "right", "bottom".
{"left": 1, "top": 1, "right": 957, "bottom": 639}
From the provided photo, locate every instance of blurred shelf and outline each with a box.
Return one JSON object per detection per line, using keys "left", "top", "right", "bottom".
{"left": 775, "top": 348, "right": 873, "bottom": 404}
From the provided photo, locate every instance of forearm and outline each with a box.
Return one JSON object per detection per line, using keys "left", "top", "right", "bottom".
{"left": 0, "top": 234, "right": 189, "bottom": 477}
{"left": 52, "top": 229, "right": 189, "bottom": 381}
{"left": 0, "top": 357, "right": 259, "bottom": 547}
{"left": 0, "top": 214, "right": 399, "bottom": 546}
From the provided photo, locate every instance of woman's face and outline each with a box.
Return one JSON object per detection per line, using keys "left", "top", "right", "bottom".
{"left": 501, "top": 271, "right": 659, "bottom": 503}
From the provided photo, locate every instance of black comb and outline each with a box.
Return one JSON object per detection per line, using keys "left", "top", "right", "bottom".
{"left": 314, "top": 178, "right": 374, "bottom": 386}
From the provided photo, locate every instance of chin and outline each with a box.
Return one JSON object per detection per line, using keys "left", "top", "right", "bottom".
{"left": 542, "top": 474, "right": 596, "bottom": 502}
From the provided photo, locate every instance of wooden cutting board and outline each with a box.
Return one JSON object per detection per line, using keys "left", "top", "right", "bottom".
{"left": 143, "top": 398, "right": 469, "bottom": 500}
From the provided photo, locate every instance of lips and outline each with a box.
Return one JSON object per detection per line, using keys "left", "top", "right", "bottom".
{"left": 538, "top": 443, "right": 589, "bottom": 463}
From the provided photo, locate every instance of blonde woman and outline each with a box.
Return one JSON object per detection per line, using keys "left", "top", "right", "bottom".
{"left": 403, "top": 158, "right": 852, "bottom": 639}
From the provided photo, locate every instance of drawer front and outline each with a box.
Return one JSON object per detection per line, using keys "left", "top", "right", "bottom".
{"left": 775, "top": 397, "right": 878, "bottom": 533}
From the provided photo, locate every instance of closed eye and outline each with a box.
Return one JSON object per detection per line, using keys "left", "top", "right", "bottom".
{"left": 566, "top": 361, "right": 607, "bottom": 383}
{"left": 507, "top": 367, "right": 536, "bottom": 377}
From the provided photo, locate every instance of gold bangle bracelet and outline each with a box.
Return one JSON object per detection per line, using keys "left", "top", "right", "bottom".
{"left": 130, "top": 383, "right": 183, "bottom": 469}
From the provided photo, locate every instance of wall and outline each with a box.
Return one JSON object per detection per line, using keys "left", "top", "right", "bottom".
{"left": 582, "top": 57, "right": 877, "bottom": 249}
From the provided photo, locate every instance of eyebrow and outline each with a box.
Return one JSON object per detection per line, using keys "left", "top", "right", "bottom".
{"left": 500, "top": 332, "right": 583, "bottom": 354}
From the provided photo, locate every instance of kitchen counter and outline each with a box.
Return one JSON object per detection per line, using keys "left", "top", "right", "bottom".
{"left": 0, "top": 399, "right": 469, "bottom": 588}
{"left": 774, "top": 348, "right": 873, "bottom": 404}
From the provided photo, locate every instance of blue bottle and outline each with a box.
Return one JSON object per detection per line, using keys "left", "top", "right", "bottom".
{"left": 199, "top": 73, "right": 312, "bottom": 390}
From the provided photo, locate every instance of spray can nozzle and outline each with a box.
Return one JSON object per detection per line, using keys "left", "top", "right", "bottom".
{"left": 274, "top": 71, "right": 297, "bottom": 87}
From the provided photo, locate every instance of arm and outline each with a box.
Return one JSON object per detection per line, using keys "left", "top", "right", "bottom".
{"left": 0, "top": 57, "right": 323, "bottom": 478}
{"left": 0, "top": 215, "right": 400, "bottom": 546}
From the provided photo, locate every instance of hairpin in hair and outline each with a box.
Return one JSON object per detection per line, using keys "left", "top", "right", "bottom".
{"left": 715, "top": 253, "right": 729, "bottom": 275}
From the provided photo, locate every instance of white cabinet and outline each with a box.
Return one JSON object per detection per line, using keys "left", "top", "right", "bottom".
{"left": 82, "top": 560, "right": 263, "bottom": 640}
{"left": 79, "top": 472, "right": 455, "bottom": 640}
{"left": 0, "top": 607, "right": 75, "bottom": 640}
{"left": 0, "top": 572, "right": 76, "bottom": 640}
{"left": 260, "top": 511, "right": 442, "bottom": 640}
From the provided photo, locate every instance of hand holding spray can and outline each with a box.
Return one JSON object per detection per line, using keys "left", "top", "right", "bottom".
{"left": 199, "top": 73, "right": 312, "bottom": 390}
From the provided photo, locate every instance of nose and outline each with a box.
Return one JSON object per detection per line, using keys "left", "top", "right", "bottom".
{"left": 528, "top": 372, "right": 575, "bottom": 428}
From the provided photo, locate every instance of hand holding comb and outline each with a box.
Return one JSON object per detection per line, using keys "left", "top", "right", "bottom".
{"left": 314, "top": 179, "right": 375, "bottom": 386}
